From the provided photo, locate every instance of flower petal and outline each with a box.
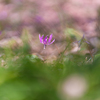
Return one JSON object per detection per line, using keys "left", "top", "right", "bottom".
{"left": 78, "top": 40, "right": 82, "bottom": 47}
{"left": 48, "top": 34, "right": 52, "bottom": 43}
{"left": 48, "top": 39, "right": 55, "bottom": 45}
{"left": 85, "top": 41, "right": 90, "bottom": 44}
{"left": 43, "top": 36, "right": 48, "bottom": 44}
{"left": 39, "top": 34, "right": 44, "bottom": 43}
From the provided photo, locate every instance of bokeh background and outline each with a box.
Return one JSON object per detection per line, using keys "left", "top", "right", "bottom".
{"left": 1, "top": 0, "right": 100, "bottom": 58}
{"left": 0, "top": 0, "right": 100, "bottom": 100}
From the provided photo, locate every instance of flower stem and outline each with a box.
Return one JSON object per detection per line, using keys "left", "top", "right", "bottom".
{"left": 44, "top": 45, "right": 46, "bottom": 49}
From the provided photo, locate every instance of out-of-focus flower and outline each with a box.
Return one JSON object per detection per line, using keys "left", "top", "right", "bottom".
{"left": 34, "top": 16, "right": 43, "bottom": 23}
{"left": 75, "top": 35, "right": 90, "bottom": 47}
{"left": 39, "top": 34, "right": 55, "bottom": 49}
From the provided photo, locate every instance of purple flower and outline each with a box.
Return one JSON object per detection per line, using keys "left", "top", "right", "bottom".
{"left": 34, "top": 16, "right": 43, "bottom": 23}
{"left": 75, "top": 35, "right": 90, "bottom": 47}
{"left": 39, "top": 34, "right": 55, "bottom": 49}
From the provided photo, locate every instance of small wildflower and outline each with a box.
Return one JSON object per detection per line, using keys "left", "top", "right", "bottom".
{"left": 75, "top": 35, "right": 90, "bottom": 47}
{"left": 39, "top": 34, "right": 55, "bottom": 49}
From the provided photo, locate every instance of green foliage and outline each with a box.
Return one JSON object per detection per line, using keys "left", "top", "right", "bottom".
{"left": 0, "top": 41, "right": 100, "bottom": 100}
